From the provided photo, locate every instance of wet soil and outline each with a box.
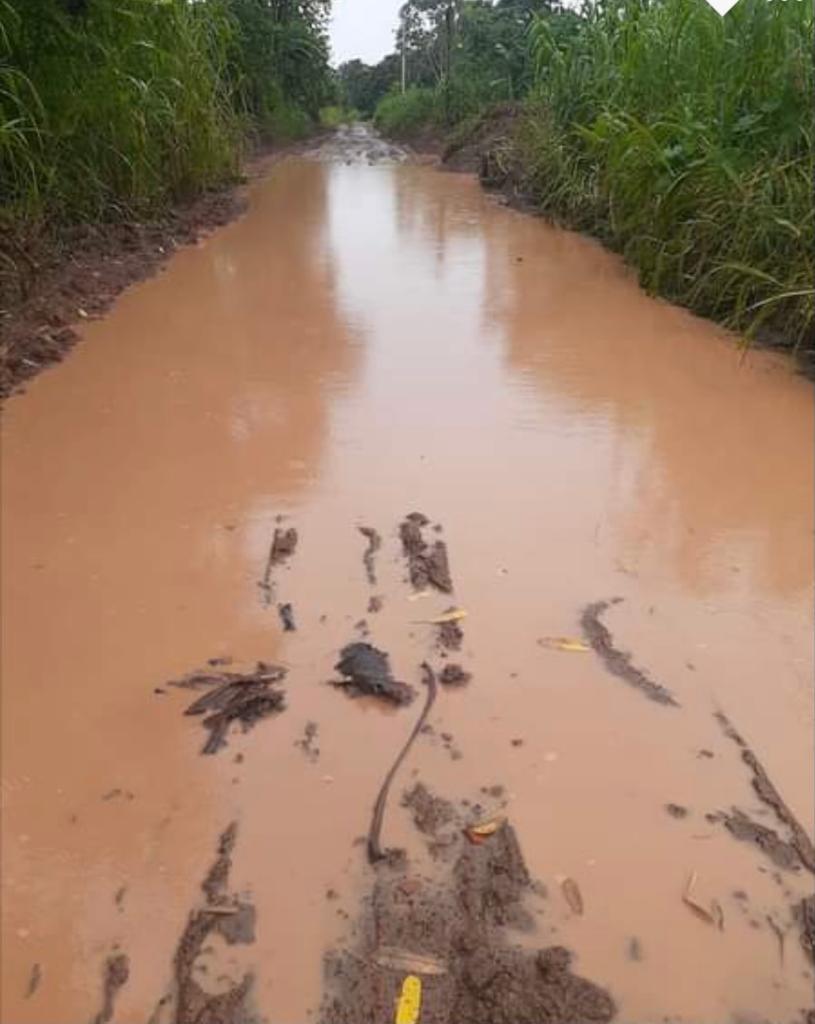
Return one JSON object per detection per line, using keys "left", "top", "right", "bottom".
{"left": 331, "top": 642, "right": 415, "bottom": 705}
{"left": 321, "top": 817, "right": 615, "bottom": 1024}
{"left": 581, "top": 599, "right": 679, "bottom": 706}
{"left": 171, "top": 663, "right": 287, "bottom": 755}
{"left": 2, "top": 123, "right": 813, "bottom": 1024}
{"left": 400, "top": 513, "right": 454, "bottom": 593}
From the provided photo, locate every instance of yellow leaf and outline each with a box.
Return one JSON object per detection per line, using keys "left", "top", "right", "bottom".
{"left": 464, "top": 816, "right": 505, "bottom": 843}
{"left": 538, "top": 637, "right": 590, "bottom": 652}
{"left": 395, "top": 975, "right": 422, "bottom": 1024}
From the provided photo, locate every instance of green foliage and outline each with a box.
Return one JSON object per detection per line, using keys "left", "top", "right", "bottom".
{"left": 0, "top": 0, "right": 331, "bottom": 232}
{"left": 524, "top": 0, "right": 812, "bottom": 349}
{"left": 374, "top": 87, "right": 439, "bottom": 137}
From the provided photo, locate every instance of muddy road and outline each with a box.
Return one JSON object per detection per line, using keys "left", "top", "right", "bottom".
{"left": 1, "top": 125, "right": 813, "bottom": 1024}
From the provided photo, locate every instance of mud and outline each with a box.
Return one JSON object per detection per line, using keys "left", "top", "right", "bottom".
{"left": 0, "top": 191, "right": 246, "bottom": 401}
{"left": 168, "top": 822, "right": 256, "bottom": 1024}
{"left": 277, "top": 602, "right": 296, "bottom": 631}
{"left": 795, "top": 896, "right": 815, "bottom": 964}
{"left": 259, "top": 527, "right": 298, "bottom": 604}
{"left": 92, "top": 953, "right": 129, "bottom": 1024}
{"left": 25, "top": 963, "right": 41, "bottom": 998}
{"left": 400, "top": 513, "right": 454, "bottom": 593}
{"left": 321, "top": 820, "right": 615, "bottom": 1024}
{"left": 358, "top": 526, "right": 382, "bottom": 585}
{"left": 716, "top": 711, "right": 815, "bottom": 873}
{"left": 303, "top": 123, "right": 409, "bottom": 164}
{"left": 581, "top": 599, "right": 679, "bottom": 706}
{"left": 172, "top": 663, "right": 287, "bottom": 754}
{"left": 331, "top": 643, "right": 414, "bottom": 705}
{"left": 439, "top": 664, "right": 471, "bottom": 686}
{"left": 665, "top": 803, "right": 688, "bottom": 819}
{"left": 295, "top": 721, "right": 320, "bottom": 762}
{"left": 721, "top": 809, "right": 802, "bottom": 872}
{"left": 437, "top": 619, "right": 464, "bottom": 652}
{"left": 402, "top": 782, "right": 456, "bottom": 836}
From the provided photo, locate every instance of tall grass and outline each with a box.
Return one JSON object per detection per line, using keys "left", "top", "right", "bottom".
{"left": 524, "top": 0, "right": 813, "bottom": 350}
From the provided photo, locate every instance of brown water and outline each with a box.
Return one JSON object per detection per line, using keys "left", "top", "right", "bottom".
{"left": 2, "top": 134, "right": 813, "bottom": 1024}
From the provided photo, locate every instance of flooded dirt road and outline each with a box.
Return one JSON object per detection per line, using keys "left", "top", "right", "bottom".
{"left": 2, "top": 126, "right": 813, "bottom": 1024}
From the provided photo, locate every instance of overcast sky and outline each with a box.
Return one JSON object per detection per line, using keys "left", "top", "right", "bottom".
{"left": 329, "top": 0, "right": 403, "bottom": 66}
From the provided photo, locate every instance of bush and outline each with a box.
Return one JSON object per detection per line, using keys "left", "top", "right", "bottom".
{"left": 374, "top": 87, "right": 438, "bottom": 138}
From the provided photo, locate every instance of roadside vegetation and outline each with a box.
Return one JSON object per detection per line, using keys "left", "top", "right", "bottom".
{"left": 343, "top": 0, "right": 812, "bottom": 355}
{"left": 0, "top": 0, "right": 332, "bottom": 302}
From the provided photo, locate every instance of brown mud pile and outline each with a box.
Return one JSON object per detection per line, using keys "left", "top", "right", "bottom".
{"left": 439, "top": 664, "right": 471, "bottom": 686}
{"left": 321, "top": 817, "right": 615, "bottom": 1024}
{"left": 331, "top": 643, "right": 414, "bottom": 706}
{"left": 359, "top": 526, "right": 382, "bottom": 585}
{"left": 170, "top": 663, "right": 287, "bottom": 755}
{"left": 581, "top": 599, "right": 679, "bottom": 706}
{"left": 400, "top": 513, "right": 454, "bottom": 593}
{"left": 0, "top": 190, "right": 246, "bottom": 401}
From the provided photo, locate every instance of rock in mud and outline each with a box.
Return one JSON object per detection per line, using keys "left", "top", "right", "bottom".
{"left": 331, "top": 643, "right": 414, "bottom": 705}
{"left": 359, "top": 526, "right": 382, "bottom": 585}
{"left": 171, "top": 663, "right": 287, "bottom": 755}
{"left": 92, "top": 953, "right": 129, "bottom": 1024}
{"left": 581, "top": 599, "right": 678, "bottom": 706}
{"left": 320, "top": 819, "right": 615, "bottom": 1024}
{"left": 439, "top": 664, "right": 471, "bottom": 686}
{"left": 400, "top": 512, "right": 453, "bottom": 593}
{"left": 721, "top": 809, "right": 801, "bottom": 872}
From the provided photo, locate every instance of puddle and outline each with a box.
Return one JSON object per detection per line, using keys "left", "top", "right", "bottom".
{"left": 1, "top": 136, "right": 813, "bottom": 1023}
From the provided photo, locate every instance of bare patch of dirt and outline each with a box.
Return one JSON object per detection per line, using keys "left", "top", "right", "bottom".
{"left": 581, "top": 599, "right": 679, "bottom": 706}
{"left": 320, "top": 819, "right": 615, "bottom": 1024}
{"left": 359, "top": 526, "right": 382, "bottom": 585}
{"left": 1, "top": 190, "right": 247, "bottom": 401}
{"left": 92, "top": 953, "right": 129, "bottom": 1024}
{"left": 331, "top": 643, "right": 414, "bottom": 706}
{"left": 399, "top": 513, "right": 453, "bottom": 594}
{"left": 715, "top": 710, "right": 815, "bottom": 873}
{"left": 169, "top": 663, "right": 287, "bottom": 755}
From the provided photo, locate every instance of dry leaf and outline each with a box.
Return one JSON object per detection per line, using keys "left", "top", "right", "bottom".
{"left": 682, "top": 871, "right": 720, "bottom": 927}
{"left": 373, "top": 946, "right": 447, "bottom": 976}
{"left": 538, "top": 637, "right": 590, "bottom": 653}
{"left": 464, "top": 816, "right": 505, "bottom": 844}
{"left": 560, "top": 877, "right": 584, "bottom": 915}
{"left": 414, "top": 608, "right": 468, "bottom": 624}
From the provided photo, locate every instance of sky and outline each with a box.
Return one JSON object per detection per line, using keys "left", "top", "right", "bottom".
{"left": 329, "top": 0, "right": 403, "bottom": 66}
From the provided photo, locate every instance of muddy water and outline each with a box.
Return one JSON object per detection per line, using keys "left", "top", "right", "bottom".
{"left": 2, "top": 134, "right": 813, "bottom": 1024}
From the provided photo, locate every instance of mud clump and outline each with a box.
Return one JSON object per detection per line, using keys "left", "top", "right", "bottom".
{"left": 715, "top": 710, "right": 815, "bottom": 874}
{"left": 171, "top": 662, "right": 287, "bottom": 755}
{"left": 258, "top": 526, "right": 298, "bottom": 604}
{"left": 170, "top": 822, "right": 256, "bottom": 1024}
{"left": 400, "top": 513, "right": 453, "bottom": 593}
{"left": 402, "top": 782, "right": 456, "bottom": 836}
{"left": 331, "top": 643, "right": 414, "bottom": 705}
{"left": 721, "top": 809, "right": 801, "bottom": 872}
{"left": 581, "top": 599, "right": 678, "bottom": 706}
{"left": 440, "top": 664, "right": 471, "bottom": 686}
{"left": 665, "top": 803, "right": 688, "bottom": 819}
{"left": 438, "top": 619, "right": 464, "bottom": 652}
{"left": 320, "top": 819, "right": 615, "bottom": 1024}
{"left": 359, "top": 526, "right": 382, "bottom": 585}
{"left": 277, "top": 602, "right": 296, "bottom": 631}
{"left": 367, "top": 595, "right": 383, "bottom": 614}
{"left": 795, "top": 895, "right": 815, "bottom": 964}
{"left": 295, "top": 721, "right": 320, "bottom": 762}
{"left": 92, "top": 953, "right": 129, "bottom": 1024}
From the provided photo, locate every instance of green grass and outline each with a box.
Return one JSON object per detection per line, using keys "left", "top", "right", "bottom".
{"left": 523, "top": 0, "right": 813, "bottom": 351}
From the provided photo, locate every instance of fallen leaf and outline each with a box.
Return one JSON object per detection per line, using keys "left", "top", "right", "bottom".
{"left": 682, "top": 871, "right": 720, "bottom": 927}
{"left": 374, "top": 946, "right": 447, "bottom": 976}
{"left": 407, "top": 591, "right": 431, "bottom": 602}
{"left": 464, "top": 816, "right": 505, "bottom": 844}
{"left": 395, "top": 974, "right": 422, "bottom": 1024}
{"left": 414, "top": 608, "right": 468, "bottom": 625}
{"left": 538, "top": 637, "right": 590, "bottom": 653}
{"left": 560, "top": 877, "right": 584, "bottom": 915}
